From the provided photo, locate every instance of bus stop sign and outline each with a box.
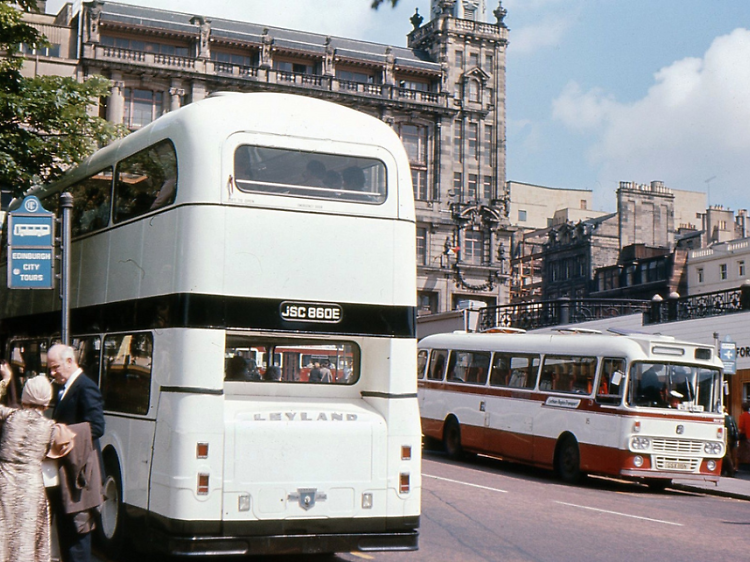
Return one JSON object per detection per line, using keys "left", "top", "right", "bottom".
{"left": 7, "top": 196, "right": 55, "bottom": 289}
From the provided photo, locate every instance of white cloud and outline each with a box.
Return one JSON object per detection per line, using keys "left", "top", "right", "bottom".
{"left": 509, "top": 15, "right": 576, "bottom": 54}
{"left": 552, "top": 81, "right": 617, "bottom": 132}
{"left": 503, "top": 0, "right": 581, "bottom": 54}
{"left": 553, "top": 28, "right": 750, "bottom": 209}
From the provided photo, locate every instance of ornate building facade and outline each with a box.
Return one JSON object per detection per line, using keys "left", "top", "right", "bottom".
{"left": 22, "top": 0, "right": 512, "bottom": 315}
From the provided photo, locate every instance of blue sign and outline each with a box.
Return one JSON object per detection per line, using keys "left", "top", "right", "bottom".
{"left": 8, "top": 248, "right": 54, "bottom": 289}
{"left": 8, "top": 196, "right": 54, "bottom": 247}
{"left": 720, "top": 340, "right": 737, "bottom": 375}
{"left": 7, "top": 196, "right": 55, "bottom": 290}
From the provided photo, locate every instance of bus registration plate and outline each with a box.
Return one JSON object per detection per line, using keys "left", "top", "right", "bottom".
{"left": 663, "top": 461, "right": 690, "bottom": 470}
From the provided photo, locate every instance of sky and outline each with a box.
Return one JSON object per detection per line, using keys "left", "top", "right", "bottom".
{"left": 44, "top": 0, "right": 750, "bottom": 213}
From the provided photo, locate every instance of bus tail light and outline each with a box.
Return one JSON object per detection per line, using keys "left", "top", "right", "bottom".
{"left": 197, "top": 473, "right": 210, "bottom": 495}
{"left": 197, "top": 442, "right": 209, "bottom": 459}
{"left": 717, "top": 427, "right": 725, "bottom": 440}
{"left": 401, "top": 445, "right": 412, "bottom": 460}
{"left": 399, "top": 473, "right": 410, "bottom": 493}
{"left": 633, "top": 421, "right": 641, "bottom": 433}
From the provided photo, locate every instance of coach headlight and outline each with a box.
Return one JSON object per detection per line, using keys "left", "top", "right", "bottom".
{"left": 704, "top": 442, "right": 723, "bottom": 455}
{"left": 631, "top": 436, "right": 650, "bottom": 450}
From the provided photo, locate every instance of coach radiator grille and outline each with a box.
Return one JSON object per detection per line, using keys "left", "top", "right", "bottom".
{"left": 650, "top": 438, "right": 703, "bottom": 455}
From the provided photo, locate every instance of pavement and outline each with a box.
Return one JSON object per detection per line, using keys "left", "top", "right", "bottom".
{"left": 673, "top": 466, "right": 750, "bottom": 500}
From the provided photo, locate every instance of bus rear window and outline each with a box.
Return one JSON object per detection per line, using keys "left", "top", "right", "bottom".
{"left": 234, "top": 145, "right": 386, "bottom": 204}
{"left": 225, "top": 337, "right": 359, "bottom": 384}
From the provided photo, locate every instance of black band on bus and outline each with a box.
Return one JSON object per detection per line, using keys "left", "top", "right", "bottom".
{"left": 0, "top": 293, "right": 416, "bottom": 339}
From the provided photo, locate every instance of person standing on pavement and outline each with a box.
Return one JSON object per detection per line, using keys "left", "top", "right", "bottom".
{"left": 738, "top": 402, "right": 750, "bottom": 469}
{"left": 48, "top": 344, "right": 105, "bottom": 562}
{"left": 0, "top": 369, "right": 74, "bottom": 562}
{"left": 723, "top": 408, "right": 740, "bottom": 476}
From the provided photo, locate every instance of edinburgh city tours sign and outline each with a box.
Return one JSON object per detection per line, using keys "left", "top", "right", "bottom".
{"left": 7, "top": 196, "right": 55, "bottom": 289}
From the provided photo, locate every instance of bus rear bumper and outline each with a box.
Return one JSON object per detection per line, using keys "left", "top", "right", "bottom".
{"left": 156, "top": 530, "right": 419, "bottom": 557}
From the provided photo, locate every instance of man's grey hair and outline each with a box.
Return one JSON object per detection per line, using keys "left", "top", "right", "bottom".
{"left": 49, "top": 343, "right": 77, "bottom": 363}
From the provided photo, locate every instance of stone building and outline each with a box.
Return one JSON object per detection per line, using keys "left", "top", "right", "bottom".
{"left": 687, "top": 238, "right": 750, "bottom": 296}
{"left": 507, "top": 181, "right": 594, "bottom": 230}
{"left": 507, "top": 181, "right": 604, "bottom": 303}
{"left": 541, "top": 213, "right": 620, "bottom": 301}
{"left": 539, "top": 180, "right": 705, "bottom": 301}
{"left": 20, "top": 0, "right": 513, "bottom": 315}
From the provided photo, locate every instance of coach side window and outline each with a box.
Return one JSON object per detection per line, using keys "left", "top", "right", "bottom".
{"left": 427, "top": 350, "right": 448, "bottom": 381}
{"left": 417, "top": 350, "right": 428, "bottom": 379}
{"left": 490, "top": 353, "right": 539, "bottom": 389}
{"left": 101, "top": 333, "right": 153, "bottom": 415}
{"left": 70, "top": 168, "right": 113, "bottom": 236}
{"left": 449, "top": 351, "right": 490, "bottom": 385}
{"left": 540, "top": 356, "right": 597, "bottom": 394}
{"left": 596, "top": 358, "right": 626, "bottom": 405}
{"left": 114, "top": 139, "right": 178, "bottom": 223}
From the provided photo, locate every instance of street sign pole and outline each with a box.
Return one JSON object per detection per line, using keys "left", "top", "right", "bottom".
{"left": 60, "top": 192, "right": 73, "bottom": 346}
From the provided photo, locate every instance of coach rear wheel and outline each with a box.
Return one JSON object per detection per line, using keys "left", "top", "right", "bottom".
{"left": 96, "top": 454, "right": 127, "bottom": 557}
{"left": 443, "top": 418, "right": 464, "bottom": 460}
{"left": 555, "top": 436, "right": 582, "bottom": 484}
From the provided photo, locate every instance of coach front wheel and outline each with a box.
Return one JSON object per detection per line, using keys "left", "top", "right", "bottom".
{"left": 555, "top": 435, "right": 582, "bottom": 484}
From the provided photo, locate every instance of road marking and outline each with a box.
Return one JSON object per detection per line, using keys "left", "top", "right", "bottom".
{"left": 555, "top": 501, "right": 683, "bottom": 526}
{"left": 349, "top": 552, "right": 375, "bottom": 560}
{"left": 423, "top": 474, "right": 508, "bottom": 494}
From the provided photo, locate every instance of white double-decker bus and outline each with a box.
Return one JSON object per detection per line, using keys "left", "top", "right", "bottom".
{"left": 0, "top": 93, "right": 420, "bottom": 556}
{"left": 418, "top": 330, "right": 725, "bottom": 487}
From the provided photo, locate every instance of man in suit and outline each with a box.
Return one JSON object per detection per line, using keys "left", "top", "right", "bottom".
{"left": 48, "top": 343, "right": 105, "bottom": 562}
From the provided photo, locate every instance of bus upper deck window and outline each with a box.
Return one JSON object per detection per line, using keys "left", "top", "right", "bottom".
{"left": 233, "top": 145, "right": 386, "bottom": 204}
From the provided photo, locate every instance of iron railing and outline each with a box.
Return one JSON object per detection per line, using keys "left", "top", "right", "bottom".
{"left": 478, "top": 299, "right": 650, "bottom": 332}
{"left": 476, "top": 285, "right": 750, "bottom": 331}
{"left": 644, "top": 286, "right": 750, "bottom": 325}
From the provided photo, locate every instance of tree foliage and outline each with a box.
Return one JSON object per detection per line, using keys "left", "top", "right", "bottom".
{"left": 0, "top": 0, "right": 124, "bottom": 197}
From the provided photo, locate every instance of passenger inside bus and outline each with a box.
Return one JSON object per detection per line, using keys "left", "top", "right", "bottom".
{"left": 670, "top": 366, "right": 693, "bottom": 402}
{"left": 225, "top": 355, "right": 260, "bottom": 381}
{"left": 302, "top": 160, "right": 327, "bottom": 187}
{"left": 636, "top": 366, "right": 666, "bottom": 406}
{"left": 263, "top": 365, "right": 281, "bottom": 381}
{"left": 446, "top": 354, "right": 461, "bottom": 382}
{"left": 508, "top": 369, "right": 526, "bottom": 388}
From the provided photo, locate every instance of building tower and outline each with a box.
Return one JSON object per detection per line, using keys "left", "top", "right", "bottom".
{"left": 409, "top": 0, "right": 511, "bottom": 313}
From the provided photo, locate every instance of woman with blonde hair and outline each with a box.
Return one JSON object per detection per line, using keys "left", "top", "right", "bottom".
{"left": 0, "top": 367, "right": 72, "bottom": 562}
